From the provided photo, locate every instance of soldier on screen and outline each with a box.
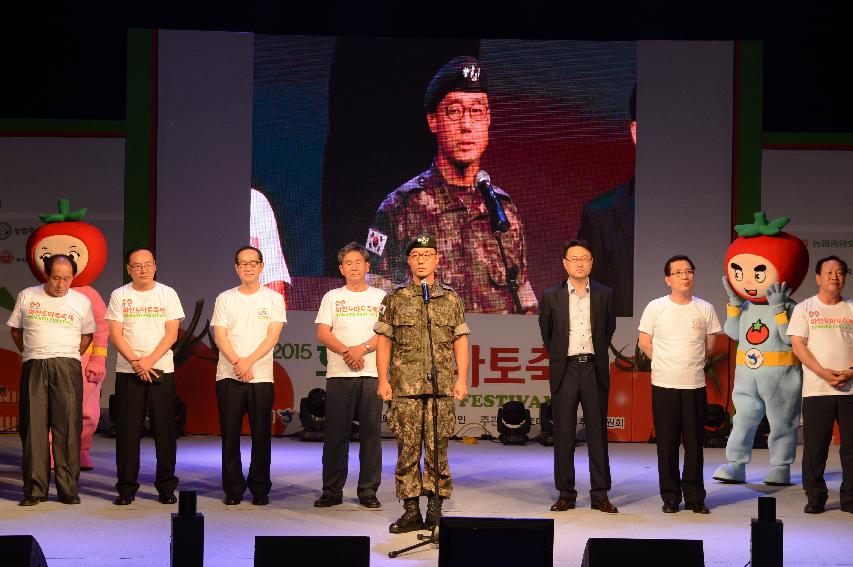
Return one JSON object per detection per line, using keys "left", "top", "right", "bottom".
{"left": 366, "top": 56, "right": 537, "bottom": 314}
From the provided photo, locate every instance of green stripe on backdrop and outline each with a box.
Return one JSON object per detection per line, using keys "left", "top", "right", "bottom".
{"left": 734, "top": 41, "right": 763, "bottom": 226}
{"left": 123, "top": 28, "right": 157, "bottom": 283}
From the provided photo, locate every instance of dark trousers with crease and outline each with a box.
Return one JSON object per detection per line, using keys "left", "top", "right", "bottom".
{"left": 19, "top": 358, "right": 83, "bottom": 499}
{"left": 216, "top": 378, "right": 274, "bottom": 499}
{"left": 552, "top": 358, "right": 611, "bottom": 503}
{"left": 652, "top": 385, "right": 707, "bottom": 505}
{"left": 802, "top": 395, "right": 853, "bottom": 507}
{"left": 114, "top": 372, "right": 178, "bottom": 498}
{"left": 321, "top": 376, "right": 382, "bottom": 499}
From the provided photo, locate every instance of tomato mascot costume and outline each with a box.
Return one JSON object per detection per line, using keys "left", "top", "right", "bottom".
{"left": 713, "top": 212, "right": 809, "bottom": 485}
{"left": 26, "top": 199, "right": 109, "bottom": 471}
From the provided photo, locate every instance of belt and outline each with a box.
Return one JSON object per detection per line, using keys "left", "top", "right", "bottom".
{"left": 567, "top": 353, "right": 595, "bottom": 363}
{"left": 736, "top": 349, "right": 799, "bottom": 367}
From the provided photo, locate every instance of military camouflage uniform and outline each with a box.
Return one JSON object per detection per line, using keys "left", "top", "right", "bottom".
{"left": 369, "top": 164, "right": 537, "bottom": 314}
{"left": 374, "top": 280, "right": 470, "bottom": 499}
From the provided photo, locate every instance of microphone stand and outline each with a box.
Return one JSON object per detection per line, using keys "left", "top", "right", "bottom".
{"left": 389, "top": 284, "right": 442, "bottom": 558}
{"left": 494, "top": 231, "right": 524, "bottom": 314}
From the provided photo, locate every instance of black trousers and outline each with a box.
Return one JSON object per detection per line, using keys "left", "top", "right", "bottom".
{"left": 216, "top": 379, "right": 274, "bottom": 499}
{"left": 321, "top": 377, "right": 383, "bottom": 499}
{"left": 19, "top": 358, "right": 83, "bottom": 499}
{"left": 652, "top": 385, "right": 707, "bottom": 505}
{"left": 802, "top": 395, "right": 853, "bottom": 506}
{"left": 552, "top": 358, "right": 611, "bottom": 503}
{"left": 114, "top": 372, "right": 178, "bottom": 498}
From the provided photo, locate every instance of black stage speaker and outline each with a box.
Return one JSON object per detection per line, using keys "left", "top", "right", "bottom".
{"left": 582, "top": 538, "right": 704, "bottom": 567}
{"left": 254, "top": 536, "right": 369, "bottom": 567}
{"left": 438, "top": 517, "right": 554, "bottom": 567}
{"left": 0, "top": 535, "right": 48, "bottom": 567}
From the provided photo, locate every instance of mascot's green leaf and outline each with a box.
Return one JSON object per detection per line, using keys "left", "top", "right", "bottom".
{"left": 39, "top": 198, "right": 88, "bottom": 223}
{"left": 734, "top": 211, "right": 789, "bottom": 237}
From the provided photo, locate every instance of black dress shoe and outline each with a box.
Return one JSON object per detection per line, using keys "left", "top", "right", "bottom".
{"left": 313, "top": 494, "right": 343, "bottom": 507}
{"left": 80, "top": 466, "right": 94, "bottom": 472}
{"left": 358, "top": 494, "right": 381, "bottom": 509}
{"left": 804, "top": 501, "right": 825, "bottom": 514}
{"left": 550, "top": 497, "right": 576, "bottom": 511}
{"left": 252, "top": 495, "right": 270, "bottom": 506}
{"left": 223, "top": 496, "right": 242, "bottom": 505}
{"left": 662, "top": 501, "right": 680, "bottom": 513}
{"left": 841, "top": 503, "right": 853, "bottom": 514}
{"left": 158, "top": 493, "right": 177, "bottom": 504}
{"left": 19, "top": 496, "right": 47, "bottom": 507}
{"left": 686, "top": 502, "right": 710, "bottom": 514}
{"left": 114, "top": 495, "right": 135, "bottom": 506}
{"left": 592, "top": 498, "right": 619, "bottom": 513}
{"left": 59, "top": 495, "right": 81, "bottom": 505}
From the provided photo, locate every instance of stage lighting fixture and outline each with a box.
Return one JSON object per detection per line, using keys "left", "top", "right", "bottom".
{"left": 171, "top": 490, "right": 203, "bottom": 567}
{"left": 537, "top": 401, "right": 554, "bottom": 446}
{"left": 299, "top": 387, "right": 326, "bottom": 442}
{"left": 705, "top": 403, "right": 725, "bottom": 429}
{"left": 497, "top": 400, "right": 531, "bottom": 445}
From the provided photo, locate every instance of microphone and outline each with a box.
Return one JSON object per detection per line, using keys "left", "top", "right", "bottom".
{"left": 475, "top": 170, "right": 510, "bottom": 233}
{"left": 421, "top": 282, "right": 430, "bottom": 305}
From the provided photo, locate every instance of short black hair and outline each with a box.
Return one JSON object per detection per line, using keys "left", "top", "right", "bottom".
{"left": 44, "top": 254, "right": 78, "bottom": 276}
{"left": 815, "top": 255, "right": 848, "bottom": 275}
{"left": 234, "top": 245, "right": 263, "bottom": 264}
{"left": 562, "top": 239, "right": 593, "bottom": 259}
{"left": 664, "top": 255, "right": 695, "bottom": 276}
{"left": 125, "top": 246, "right": 156, "bottom": 265}
{"left": 337, "top": 242, "right": 368, "bottom": 264}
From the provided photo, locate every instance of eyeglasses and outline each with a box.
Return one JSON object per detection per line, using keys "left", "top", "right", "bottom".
{"left": 409, "top": 252, "right": 437, "bottom": 261}
{"left": 129, "top": 262, "right": 155, "bottom": 272}
{"left": 670, "top": 269, "right": 695, "bottom": 277}
{"left": 236, "top": 260, "right": 262, "bottom": 268}
{"left": 564, "top": 256, "right": 591, "bottom": 264}
{"left": 444, "top": 103, "right": 489, "bottom": 122}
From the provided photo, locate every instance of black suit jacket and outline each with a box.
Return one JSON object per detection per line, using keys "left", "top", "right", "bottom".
{"left": 538, "top": 279, "right": 616, "bottom": 394}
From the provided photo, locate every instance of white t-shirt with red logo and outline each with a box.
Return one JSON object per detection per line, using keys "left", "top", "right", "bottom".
{"left": 105, "top": 282, "right": 185, "bottom": 373}
{"left": 787, "top": 295, "right": 853, "bottom": 397}
{"left": 638, "top": 295, "right": 722, "bottom": 389}
{"left": 211, "top": 286, "right": 286, "bottom": 383}
{"left": 6, "top": 285, "right": 96, "bottom": 362}
{"left": 315, "top": 286, "right": 386, "bottom": 378}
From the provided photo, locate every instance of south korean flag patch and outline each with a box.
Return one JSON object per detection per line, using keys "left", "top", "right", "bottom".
{"left": 366, "top": 228, "right": 388, "bottom": 256}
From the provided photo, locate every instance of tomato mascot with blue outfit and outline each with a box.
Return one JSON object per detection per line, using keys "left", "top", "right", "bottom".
{"left": 713, "top": 212, "right": 809, "bottom": 485}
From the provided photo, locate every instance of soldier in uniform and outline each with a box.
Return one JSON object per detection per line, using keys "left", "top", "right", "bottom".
{"left": 375, "top": 234, "right": 470, "bottom": 533}
{"left": 366, "top": 56, "right": 537, "bottom": 314}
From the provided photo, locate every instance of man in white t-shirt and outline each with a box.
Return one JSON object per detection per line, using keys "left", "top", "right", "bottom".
{"left": 7, "top": 255, "right": 95, "bottom": 506}
{"left": 106, "top": 246, "right": 185, "bottom": 506}
{"left": 211, "top": 246, "right": 286, "bottom": 506}
{"left": 313, "top": 243, "right": 385, "bottom": 509}
{"left": 638, "top": 255, "right": 721, "bottom": 514}
{"left": 788, "top": 255, "right": 853, "bottom": 514}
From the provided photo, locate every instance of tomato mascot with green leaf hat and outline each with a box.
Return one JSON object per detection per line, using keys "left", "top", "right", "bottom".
{"left": 26, "top": 199, "right": 109, "bottom": 471}
{"left": 713, "top": 212, "right": 809, "bottom": 485}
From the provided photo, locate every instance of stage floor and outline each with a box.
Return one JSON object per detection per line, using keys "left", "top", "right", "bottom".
{"left": 0, "top": 434, "right": 849, "bottom": 566}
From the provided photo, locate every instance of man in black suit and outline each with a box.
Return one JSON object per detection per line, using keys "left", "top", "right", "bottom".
{"left": 539, "top": 239, "right": 617, "bottom": 513}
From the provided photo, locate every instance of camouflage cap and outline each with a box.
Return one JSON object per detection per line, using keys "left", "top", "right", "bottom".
{"left": 405, "top": 234, "right": 438, "bottom": 255}
{"left": 423, "top": 56, "right": 488, "bottom": 113}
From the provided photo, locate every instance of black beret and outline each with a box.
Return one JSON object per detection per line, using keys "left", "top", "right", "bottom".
{"left": 405, "top": 234, "right": 438, "bottom": 255}
{"left": 423, "top": 56, "right": 488, "bottom": 113}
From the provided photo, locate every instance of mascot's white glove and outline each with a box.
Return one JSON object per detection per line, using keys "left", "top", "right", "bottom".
{"left": 765, "top": 281, "right": 792, "bottom": 313}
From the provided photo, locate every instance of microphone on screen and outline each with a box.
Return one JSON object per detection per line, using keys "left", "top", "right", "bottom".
{"left": 475, "top": 170, "right": 510, "bottom": 233}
